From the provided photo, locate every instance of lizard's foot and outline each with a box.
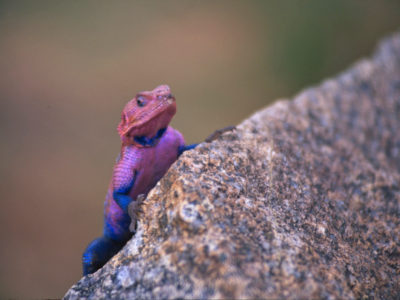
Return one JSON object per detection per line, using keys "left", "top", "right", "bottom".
{"left": 128, "top": 194, "right": 145, "bottom": 232}
{"left": 82, "top": 236, "right": 126, "bottom": 275}
{"left": 205, "top": 125, "right": 236, "bottom": 143}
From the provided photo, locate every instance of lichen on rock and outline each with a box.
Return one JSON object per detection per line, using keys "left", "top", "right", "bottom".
{"left": 65, "top": 32, "right": 400, "bottom": 299}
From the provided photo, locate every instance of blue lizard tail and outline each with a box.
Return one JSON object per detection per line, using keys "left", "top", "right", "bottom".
{"left": 82, "top": 236, "right": 129, "bottom": 275}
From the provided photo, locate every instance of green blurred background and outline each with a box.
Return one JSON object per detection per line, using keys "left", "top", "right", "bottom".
{"left": 0, "top": 1, "right": 399, "bottom": 298}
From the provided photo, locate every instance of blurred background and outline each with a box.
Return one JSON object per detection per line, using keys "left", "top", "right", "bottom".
{"left": 0, "top": 1, "right": 399, "bottom": 298}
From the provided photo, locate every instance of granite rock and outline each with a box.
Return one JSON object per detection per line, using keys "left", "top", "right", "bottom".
{"left": 64, "top": 32, "right": 400, "bottom": 299}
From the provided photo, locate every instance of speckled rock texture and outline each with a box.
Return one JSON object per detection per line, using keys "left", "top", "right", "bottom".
{"left": 65, "top": 33, "right": 400, "bottom": 299}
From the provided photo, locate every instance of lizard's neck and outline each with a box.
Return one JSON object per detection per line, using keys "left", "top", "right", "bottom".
{"left": 131, "top": 127, "right": 167, "bottom": 147}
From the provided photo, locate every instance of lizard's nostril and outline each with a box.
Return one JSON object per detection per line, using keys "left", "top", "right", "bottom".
{"left": 157, "top": 94, "right": 173, "bottom": 100}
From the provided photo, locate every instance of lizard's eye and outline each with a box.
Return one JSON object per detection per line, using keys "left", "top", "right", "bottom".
{"left": 136, "top": 96, "right": 146, "bottom": 107}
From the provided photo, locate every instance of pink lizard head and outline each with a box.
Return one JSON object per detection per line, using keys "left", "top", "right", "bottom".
{"left": 117, "top": 85, "right": 177, "bottom": 144}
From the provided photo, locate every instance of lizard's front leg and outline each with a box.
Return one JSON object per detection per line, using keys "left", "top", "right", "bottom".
{"left": 112, "top": 176, "right": 136, "bottom": 213}
{"left": 178, "top": 143, "right": 198, "bottom": 156}
{"left": 112, "top": 150, "right": 139, "bottom": 213}
{"left": 82, "top": 153, "right": 138, "bottom": 275}
{"left": 178, "top": 126, "right": 236, "bottom": 156}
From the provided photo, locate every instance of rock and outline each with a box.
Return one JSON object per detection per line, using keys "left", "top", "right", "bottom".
{"left": 64, "top": 32, "right": 400, "bottom": 299}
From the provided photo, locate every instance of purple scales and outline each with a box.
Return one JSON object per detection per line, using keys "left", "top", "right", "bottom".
{"left": 82, "top": 85, "right": 194, "bottom": 275}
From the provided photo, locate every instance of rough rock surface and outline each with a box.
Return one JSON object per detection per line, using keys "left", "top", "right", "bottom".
{"left": 65, "top": 33, "right": 400, "bottom": 299}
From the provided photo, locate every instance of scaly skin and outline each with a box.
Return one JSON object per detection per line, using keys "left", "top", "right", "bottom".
{"left": 82, "top": 85, "right": 196, "bottom": 275}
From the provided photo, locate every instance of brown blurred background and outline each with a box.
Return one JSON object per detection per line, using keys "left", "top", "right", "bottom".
{"left": 0, "top": 1, "right": 399, "bottom": 298}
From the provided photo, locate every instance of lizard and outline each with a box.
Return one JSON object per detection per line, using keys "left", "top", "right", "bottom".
{"left": 82, "top": 85, "right": 197, "bottom": 275}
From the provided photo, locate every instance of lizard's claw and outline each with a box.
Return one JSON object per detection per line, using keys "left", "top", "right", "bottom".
{"left": 205, "top": 125, "right": 236, "bottom": 143}
{"left": 128, "top": 194, "right": 146, "bottom": 232}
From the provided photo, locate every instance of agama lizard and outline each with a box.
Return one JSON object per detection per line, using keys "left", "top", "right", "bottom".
{"left": 82, "top": 85, "right": 196, "bottom": 275}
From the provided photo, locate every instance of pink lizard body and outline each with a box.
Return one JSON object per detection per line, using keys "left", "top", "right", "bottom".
{"left": 104, "top": 126, "right": 184, "bottom": 239}
{"left": 82, "top": 85, "right": 193, "bottom": 275}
